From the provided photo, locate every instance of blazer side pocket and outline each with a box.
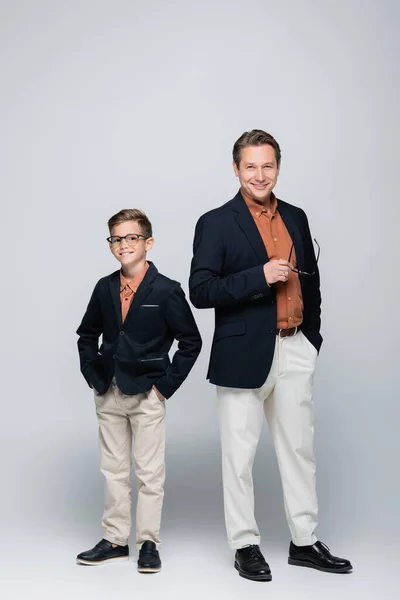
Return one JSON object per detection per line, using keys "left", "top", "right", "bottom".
{"left": 214, "top": 322, "right": 246, "bottom": 341}
{"left": 138, "top": 355, "right": 171, "bottom": 374}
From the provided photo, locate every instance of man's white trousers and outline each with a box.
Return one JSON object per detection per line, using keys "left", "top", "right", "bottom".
{"left": 217, "top": 331, "right": 319, "bottom": 549}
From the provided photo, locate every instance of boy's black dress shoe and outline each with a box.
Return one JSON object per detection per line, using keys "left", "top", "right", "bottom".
{"left": 288, "top": 541, "right": 353, "bottom": 573}
{"left": 76, "top": 539, "right": 129, "bottom": 565}
{"left": 234, "top": 545, "right": 272, "bottom": 581}
{"left": 137, "top": 541, "right": 162, "bottom": 573}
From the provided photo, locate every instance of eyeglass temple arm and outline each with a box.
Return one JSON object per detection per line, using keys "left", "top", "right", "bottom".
{"left": 313, "top": 238, "right": 320, "bottom": 262}
{"left": 289, "top": 234, "right": 319, "bottom": 264}
{"left": 288, "top": 231, "right": 296, "bottom": 264}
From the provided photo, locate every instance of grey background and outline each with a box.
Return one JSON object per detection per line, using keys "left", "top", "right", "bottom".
{"left": 0, "top": 0, "right": 398, "bottom": 598}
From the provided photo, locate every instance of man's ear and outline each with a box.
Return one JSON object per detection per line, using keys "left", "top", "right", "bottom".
{"left": 232, "top": 160, "right": 240, "bottom": 177}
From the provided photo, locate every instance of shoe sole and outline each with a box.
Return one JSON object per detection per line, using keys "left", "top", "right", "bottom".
{"left": 234, "top": 561, "right": 272, "bottom": 582}
{"left": 288, "top": 558, "right": 353, "bottom": 573}
{"left": 76, "top": 556, "right": 129, "bottom": 566}
{"left": 137, "top": 566, "right": 162, "bottom": 574}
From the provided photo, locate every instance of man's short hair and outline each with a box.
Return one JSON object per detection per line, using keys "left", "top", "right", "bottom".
{"left": 233, "top": 129, "right": 281, "bottom": 167}
{"left": 107, "top": 209, "right": 153, "bottom": 238}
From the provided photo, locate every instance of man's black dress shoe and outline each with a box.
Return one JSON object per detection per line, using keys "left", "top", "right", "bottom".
{"left": 137, "top": 541, "right": 162, "bottom": 573}
{"left": 76, "top": 539, "right": 129, "bottom": 565}
{"left": 288, "top": 541, "right": 352, "bottom": 573}
{"left": 234, "top": 545, "right": 272, "bottom": 581}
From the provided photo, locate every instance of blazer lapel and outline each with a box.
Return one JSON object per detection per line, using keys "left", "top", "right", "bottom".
{"left": 231, "top": 192, "right": 269, "bottom": 263}
{"left": 122, "top": 262, "right": 158, "bottom": 328}
{"left": 109, "top": 271, "right": 122, "bottom": 327}
{"left": 277, "top": 200, "right": 305, "bottom": 272}
{"left": 122, "top": 280, "right": 152, "bottom": 328}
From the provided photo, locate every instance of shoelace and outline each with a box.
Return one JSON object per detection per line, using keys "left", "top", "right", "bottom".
{"left": 96, "top": 539, "right": 113, "bottom": 550}
{"left": 140, "top": 548, "right": 158, "bottom": 559}
{"left": 243, "top": 545, "right": 264, "bottom": 563}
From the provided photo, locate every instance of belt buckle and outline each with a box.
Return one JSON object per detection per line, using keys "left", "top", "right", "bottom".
{"left": 278, "top": 326, "right": 298, "bottom": 338}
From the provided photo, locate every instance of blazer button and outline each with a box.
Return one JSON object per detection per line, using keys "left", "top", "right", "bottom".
{"left": 113, "top": 354, "right": 117, "bottom": 359}
{"left": 119, "top": 331, "right": 124, "bottom": 336}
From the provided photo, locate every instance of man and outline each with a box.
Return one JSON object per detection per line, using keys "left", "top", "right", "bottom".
{"left": 189, "top": 130, "right": 352, "bottom": 581}
{"left": 76, "top": 209, "right": 201, "bottom": 572}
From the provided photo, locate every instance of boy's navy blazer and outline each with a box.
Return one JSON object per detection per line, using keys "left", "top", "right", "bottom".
{"left": 189, "top": 192, "right": 322, "bottom": 389}
{"left": 77, "top": 262, "right": 202, "bottom": 398}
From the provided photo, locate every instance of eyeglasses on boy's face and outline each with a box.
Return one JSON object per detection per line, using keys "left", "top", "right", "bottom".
{"left": 288, "top": 238, "right": 320, "bottom": 276}
{"left": 106, "top": 233, "right": 149, "bottom": 246}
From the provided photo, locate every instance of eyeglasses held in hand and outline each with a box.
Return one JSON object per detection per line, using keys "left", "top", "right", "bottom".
{"left": 288, "top": 237, "right": 320, "bottom": 276}
{"left": 106, "top": 233, "right": 149, "bottom": 246}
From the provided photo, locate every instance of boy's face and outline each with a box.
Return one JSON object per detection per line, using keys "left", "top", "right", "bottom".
{"left": 109, "top": 220, "right": 154, "bottom": 268}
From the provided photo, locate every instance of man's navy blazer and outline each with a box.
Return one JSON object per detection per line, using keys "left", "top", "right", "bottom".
{"left": 77, "top": 262, "right": 202, "bottom": 398}
{"left": 189, "top": 192, "right": 322, "bottom": 389}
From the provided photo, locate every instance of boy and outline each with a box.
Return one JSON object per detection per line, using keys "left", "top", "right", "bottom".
{"left": 76, "top": 209, "right": 202, "bottom": 572}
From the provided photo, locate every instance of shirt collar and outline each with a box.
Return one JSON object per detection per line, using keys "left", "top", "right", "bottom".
{"left": 241, "top": 189, "right": 278, "bottom": 219}
{"left": 120, "top": 262, "right": 149, "bottom": 293}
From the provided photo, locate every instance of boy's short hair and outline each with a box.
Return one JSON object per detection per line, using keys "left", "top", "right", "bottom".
{"left": 107, "top": 209, "right": 153, "bottom": 238}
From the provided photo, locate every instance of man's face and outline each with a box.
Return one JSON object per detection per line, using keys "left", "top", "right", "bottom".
{"left": 109, "top": 220, "right": 153, "bottom": 268}
{"left": 233, "top": 144, "right": 280, "bottom": 203}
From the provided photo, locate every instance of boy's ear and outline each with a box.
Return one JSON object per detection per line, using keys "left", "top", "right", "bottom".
{"left": 145, "top": 237, "right": 154, "bottom": 252}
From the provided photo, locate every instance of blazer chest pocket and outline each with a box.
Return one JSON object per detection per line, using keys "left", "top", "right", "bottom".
{"left": 214, "top": 321, "right": 246, "bottom": 341}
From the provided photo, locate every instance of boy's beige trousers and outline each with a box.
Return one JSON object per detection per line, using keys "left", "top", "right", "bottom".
{"left": 94, "top": 382, "right": 166, "bottom": 549}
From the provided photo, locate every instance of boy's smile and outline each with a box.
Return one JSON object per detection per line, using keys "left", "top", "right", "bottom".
{"left": 108, "top": 220, "right": 154, "bottom": 277}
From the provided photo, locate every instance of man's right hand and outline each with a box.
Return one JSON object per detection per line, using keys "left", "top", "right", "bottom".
{"left": 263, "top": 260, "right": 293, "bottom": 285}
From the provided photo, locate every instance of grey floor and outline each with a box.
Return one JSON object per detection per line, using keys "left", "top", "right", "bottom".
{"left": 2, "top": 533, "right": 394, "bottom": 600}
{"left": 2, "top": 430, "right": 396, "bottom": 599}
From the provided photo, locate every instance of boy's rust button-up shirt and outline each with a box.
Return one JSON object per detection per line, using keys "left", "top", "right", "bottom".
{"left": 120, "top": 262, "right": 149, "bottom": 323}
